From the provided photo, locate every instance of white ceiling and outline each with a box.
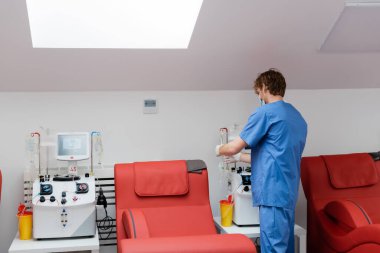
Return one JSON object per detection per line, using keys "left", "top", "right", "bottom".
{"left": 0, "top": 0, "right": 380, "bottom": 91}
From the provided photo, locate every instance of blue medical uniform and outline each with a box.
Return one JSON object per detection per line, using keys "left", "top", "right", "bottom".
{"left": 240, "top": 100, "right": 307, "bottom": 253}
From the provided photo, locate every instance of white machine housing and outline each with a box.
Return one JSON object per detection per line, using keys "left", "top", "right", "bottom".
{"left": 230, "top": 172, "right": 260, "bottom": 226}
{"left": 32, "top": 176, "right": 96, "bottom": 239}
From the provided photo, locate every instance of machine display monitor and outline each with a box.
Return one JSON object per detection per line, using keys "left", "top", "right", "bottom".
{"left": 57, "top": 132, "right": 90, "bottom": 161}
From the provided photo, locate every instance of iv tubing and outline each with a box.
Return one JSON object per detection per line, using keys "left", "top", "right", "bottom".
{"left": 31, "top": 132, "right": 41, "bottom": 175}
{"left": 91, "top": 132, "right": 100, "bottom": 175}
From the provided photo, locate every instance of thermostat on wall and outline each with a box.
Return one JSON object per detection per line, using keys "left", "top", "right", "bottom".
{"left": 143, "top": 99, "right": 158, "bottom": 114}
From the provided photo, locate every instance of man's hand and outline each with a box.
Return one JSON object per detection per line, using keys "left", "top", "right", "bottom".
{"left": 215, "top": 144, "right": 222, "bottom": 157}
{"left": 223, "top": 153, "right": 242, "bottom": 164}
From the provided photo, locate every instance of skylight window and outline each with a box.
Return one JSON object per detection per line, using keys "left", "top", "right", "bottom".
{"left": 320, "top": 0, "right": 380, "bottom": 52}
{"left": 26, "top": 0, "right": 203, "bottom": 49}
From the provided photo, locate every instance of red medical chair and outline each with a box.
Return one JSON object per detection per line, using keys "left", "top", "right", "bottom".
{"left": 301, "top": 152, "right": 380, "bottom": 253}
{"left": 115, "top": 160, "right": 256, "bottom": 253}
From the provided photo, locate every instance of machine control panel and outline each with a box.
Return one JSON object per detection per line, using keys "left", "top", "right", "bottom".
{"left": 241, "top": 175, "right": 251, "bottom": 186}
{"left": 61, "top": 209, "right": 68, "bottom": 227}
{"left": 32, "top": 176, "right": 95, "bottom": 207}
{"left": 76, "top": 183, "right": 89, "bottom": 194}
{"left": 32, "top": 176, "right": 96, "bottom": 238}
{"left": 40, "top": 184, "right": 53, "bottom": 195}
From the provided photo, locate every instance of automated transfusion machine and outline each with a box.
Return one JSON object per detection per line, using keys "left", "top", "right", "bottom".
{"left": 32, "top": 132, "right": 98, "bottom": 239}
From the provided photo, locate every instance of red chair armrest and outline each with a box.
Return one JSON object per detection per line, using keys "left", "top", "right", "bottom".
{"left": 319, "top": 211, "right": 380, "bottom": 252}
{"left": 324, "top": 200, "right": 372, "bottom": 231}
{"left": 122, "top": 209, "right": 150, "bottom": 239}
{"left": 120, "top": 234, "right": 256, "bottom": 253}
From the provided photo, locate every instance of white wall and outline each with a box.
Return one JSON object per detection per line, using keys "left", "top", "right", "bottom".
{"left": 1, "top": 89, "right": 380, "bottom": 253}
{"left": 0, "top": 91, "right": 254, "bottom": 253}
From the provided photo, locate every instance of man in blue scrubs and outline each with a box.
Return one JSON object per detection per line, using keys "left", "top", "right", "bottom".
{"left": 216, "top": 69, "right": 307, "bottom": 253}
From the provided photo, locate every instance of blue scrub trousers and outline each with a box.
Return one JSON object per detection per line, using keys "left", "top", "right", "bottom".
{"left": 259, "top": 206, "right": 295, "bottom": 253}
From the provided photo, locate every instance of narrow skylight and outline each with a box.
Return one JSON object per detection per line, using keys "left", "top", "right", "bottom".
{"left": 320, "top": 0, "right": 380, "bottom": 52}
{"left": 26, "top": 0, "right": 203, "bottom": 49}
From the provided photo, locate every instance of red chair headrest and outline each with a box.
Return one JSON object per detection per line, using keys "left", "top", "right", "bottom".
{"left": 322, "top": 153, "right": 378, "bottom": 189}
{"left": 134, "top": 161, "right": 189, "bottom": 197}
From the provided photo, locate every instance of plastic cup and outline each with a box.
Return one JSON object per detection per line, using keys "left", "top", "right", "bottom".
{"left": 220, "top": 200, "right": 234, "bottom": 227}
{"left": 18, "top": 211, "right": 33, "bottom": 240}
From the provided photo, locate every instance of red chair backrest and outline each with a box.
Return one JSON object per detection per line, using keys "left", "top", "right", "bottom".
{"left": 301, "top": 154, "right": 380, "bottom": 224}
{"left": 301, "top": 154, "right": 380, "bottom": 203}
{"left": 301, "top": 153, "right": 380, "bottom": 253}
{"left": 114, "top": 160, "right": 216, "bottom": 241}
